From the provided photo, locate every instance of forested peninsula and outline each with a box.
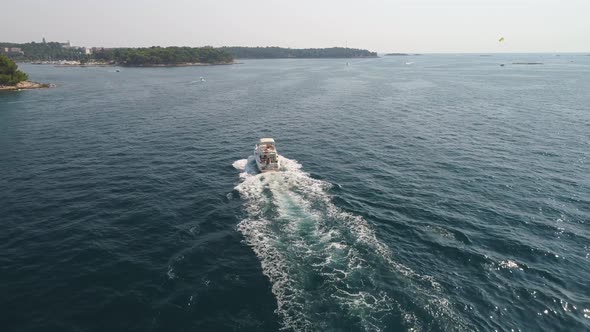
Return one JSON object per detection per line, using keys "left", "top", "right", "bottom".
{"left": 92, "top": 47, "right": 233, "bottom": 66}
{"left": 0, "top": 43, "right": 234, "bottom": 66}
{"left": 2, "top": 41, "right": 378, "bottom": 66}
{"left": 222, "top": 47, "right": 378, "bottom": 59}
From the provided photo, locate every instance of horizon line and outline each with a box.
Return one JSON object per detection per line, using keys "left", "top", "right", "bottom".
{"left": 2, "top": 40, "right": 589, "bottom": 54}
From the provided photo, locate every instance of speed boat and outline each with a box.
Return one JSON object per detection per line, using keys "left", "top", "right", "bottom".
{"left": 254, "top": 138, "right": 280, "bottom": 172}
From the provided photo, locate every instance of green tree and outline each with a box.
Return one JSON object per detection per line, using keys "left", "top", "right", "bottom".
{"left": 0, "top": 54, "right": 29, "bottom": 85}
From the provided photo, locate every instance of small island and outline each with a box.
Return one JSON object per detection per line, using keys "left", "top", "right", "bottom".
{"left": 0, "top": 54, "right": 51, "bottom": 91}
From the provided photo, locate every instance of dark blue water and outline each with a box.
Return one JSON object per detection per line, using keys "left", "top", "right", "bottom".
{"left": 1, "top": 55, "right": 589, "bottom": 332}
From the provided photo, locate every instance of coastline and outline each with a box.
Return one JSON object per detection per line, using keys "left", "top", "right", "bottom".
{"left": 49, "top": 61, "right": 239, "bottom": 68}
{"left": 0, "top": 81, "right": 54, "bottom": 91}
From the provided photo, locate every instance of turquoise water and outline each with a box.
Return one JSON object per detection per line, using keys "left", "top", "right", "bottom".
{"left": 1, "top": 55, "right": 589, "bottom": 331}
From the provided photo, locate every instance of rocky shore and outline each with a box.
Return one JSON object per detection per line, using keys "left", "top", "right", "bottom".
{"left": 0, "top": 81, "right": 54, "bottom": 91}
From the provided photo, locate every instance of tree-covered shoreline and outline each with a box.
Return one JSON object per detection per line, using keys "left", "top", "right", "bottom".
{"left": 0, "top": 54, "right": 29, "bottom": 86}
{"left": 92, "top": 46, "right": 233, "bottom": 66}
{"left": 1, "top": 41, "right": 379, "bottom": 66}
{"left": 221, "top": 46, "right": 378, "bottom": 59}
{"left": 0, "top": 43, "right": 234, "bottom": 66}
{"left": 1, "top": 42, "right": 86, "bottom": 62}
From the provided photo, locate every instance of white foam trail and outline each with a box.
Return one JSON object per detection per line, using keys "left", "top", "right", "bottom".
{"left": 233, "top": 156, "right": 465, "bottom": 331}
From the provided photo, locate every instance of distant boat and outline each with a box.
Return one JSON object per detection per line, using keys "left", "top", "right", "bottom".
{"left": 500, "top": 64, "right": 505, "bottom": 67}
{"left": 254, "top": 138, "right": 280, "bottom": 173}
{"left": 200, "top": 76, "right": 205, "bottom": 82}
{"left": 346, "top": 62, "right": 350, "bottom": 66}
{"left": 405, "top": 62, "right": 414, "bottom": 65}
{"left": 115, "top": 69, "right": 120, "bottom": 72}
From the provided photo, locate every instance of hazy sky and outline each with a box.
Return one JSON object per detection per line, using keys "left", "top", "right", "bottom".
{"left": 2, "top": 0, "right": 589, "bottom": 52}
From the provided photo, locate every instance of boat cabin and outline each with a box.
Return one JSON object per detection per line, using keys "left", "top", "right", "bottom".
{"left": 255, "top": 138, "right": 280, "bottom": 171}
{"left": 258, "top": 138, "right": 276, "bottom": 152}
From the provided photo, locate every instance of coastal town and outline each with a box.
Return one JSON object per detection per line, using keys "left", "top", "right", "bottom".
{"left": 0, "top": 38, "right": 112, "bottom": 65}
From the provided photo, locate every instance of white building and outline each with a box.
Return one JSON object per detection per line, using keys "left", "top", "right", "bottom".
{"left": 2, "top": 47, "right": 24, "bottom": 55}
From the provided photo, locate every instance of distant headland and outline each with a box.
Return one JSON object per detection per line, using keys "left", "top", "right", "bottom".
{"left": 220, "top": 47, "right": 377, "bottom": 59}
{"left": 384, "top": 53, "right": 422, "bottom": 56}
{"left": 1, "top": 40, "right": 379, "bottom": 67}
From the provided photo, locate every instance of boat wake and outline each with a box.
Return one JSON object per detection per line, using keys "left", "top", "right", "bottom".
{"left": 232, "top": 156, "right": 466, "bottom": 331}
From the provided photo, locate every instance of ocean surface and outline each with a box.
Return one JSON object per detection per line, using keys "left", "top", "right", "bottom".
{"left": 1, "top": 54, "right": 589, "bottom": 332}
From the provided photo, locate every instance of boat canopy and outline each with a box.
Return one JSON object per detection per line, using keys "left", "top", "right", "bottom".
{"left": 259, "top": 138, "right": 275, "bottom": 144}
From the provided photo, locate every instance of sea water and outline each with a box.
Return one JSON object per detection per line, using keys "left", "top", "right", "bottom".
{"left": 1, "top": 54, "right": 589, "bottom": 331}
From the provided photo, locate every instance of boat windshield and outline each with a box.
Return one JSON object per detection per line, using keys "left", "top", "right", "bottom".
{"left": 258, "top": 143, "right": 276, "bottom": 151}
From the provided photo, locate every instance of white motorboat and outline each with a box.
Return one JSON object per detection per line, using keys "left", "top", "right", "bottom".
{"left": 254, "top": 138, "right": 281, "bottom": 172}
